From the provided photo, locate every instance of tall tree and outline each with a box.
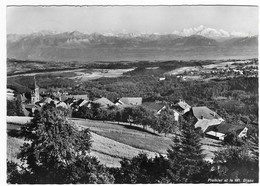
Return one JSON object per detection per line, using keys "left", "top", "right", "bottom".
{"left": 212, "top": 144, "right": 258, "bottom": 182}
{"left": 156, "top": 108, "right": 177, "bottom": 136}
{"left": 111, "top": 153, "right": 170, "bottom": 184}
{"left": 166, "top": 117, "right": 209, "bottom": 183}
{"left": 132, "top": 106, "right": 153, "bottom": 129}
{"left": 8, "top": 104, "right": 114, "bottom": 184}
{"left": 7, "top": 99, "right": 24, "bottom": 116}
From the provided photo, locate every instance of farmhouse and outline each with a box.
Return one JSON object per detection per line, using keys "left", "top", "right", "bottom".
{"left": 205, "top": 123, "right": 248, "bottom": 140}
{"left": 190, "top": 106, "right": 223, "bottom": 121}
{"left": 171, "top": 99, "right": 191, "bottom": 114}
{"left": 184, "top": 106, "right": 224, "bottom": 133}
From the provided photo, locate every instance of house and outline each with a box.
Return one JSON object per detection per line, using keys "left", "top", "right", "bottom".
{"left": 169, "top": 100, "right": 191, "bottom": 121}
{"left": 117, "top": 97, "right": 142, "bottom": 106}
{"left": 159, "top": 77, "right": 166, "bottom": 81}
{"left": 70, "top": 99, "right": 88, "bottom": 111}
{"left": 142, "top": 102, "right": 166, "bottom": 114}
{"left": 56, "top": 101, "right": 68, "bottom": 109}
{"left": 7, "top": 88, "right": 15, "bottom": 100}
{"left": 194, "top": 119, "right": 223, "bottom": 133}
{"left": 17, "top": 93, "right": 27, "bottom": 103}
{"left": 23, "top": 104, "right": 41, "bottom": 116}
{"left": 37, "top": 97, "right": 53, "bottom": 107}
{"left": 190, "top": 106, "right": 223, "bottom": 121}
{"left": 171, "top": 99, "right": 191, "bottom": 114}
{"left": 205, "top": 123, "right": 248, "bottom": 140}
{"left": 93, "top": 97, "right": 114, "bottom": 108}
{"left": 184, "top": 106, "right": 224, "bottom": 133}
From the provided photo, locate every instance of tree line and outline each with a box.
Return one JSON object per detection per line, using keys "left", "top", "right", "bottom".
{"left": 72, "top": 103, "right": 178, "bottom": 136}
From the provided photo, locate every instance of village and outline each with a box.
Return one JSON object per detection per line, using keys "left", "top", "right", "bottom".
{"left": 7, "top": 75, "right": 252, "bottom": 144}
{"left": 164, "top": 58, "right": 258, "bottom": 81}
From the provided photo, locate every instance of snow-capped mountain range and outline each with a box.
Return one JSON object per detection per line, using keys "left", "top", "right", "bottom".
{"left": 7, "top": 25, "right": 258, "bottom": 62}
{"left": 8, "top": 25, "right": 252, "bottom": 40}
{"left": 172, "top": 25, "right": 250, "bottom": 38}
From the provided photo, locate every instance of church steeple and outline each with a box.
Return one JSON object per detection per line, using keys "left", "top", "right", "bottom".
{"left": 33, "top": 75, "right": 39, "bottom": 89}
{"left": 31, "top": 75, "right": 40, "bottom": 104}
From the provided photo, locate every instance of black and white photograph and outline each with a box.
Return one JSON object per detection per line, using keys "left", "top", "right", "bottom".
{"left": 5, "top": 0, "right": 259, "bottom": 184}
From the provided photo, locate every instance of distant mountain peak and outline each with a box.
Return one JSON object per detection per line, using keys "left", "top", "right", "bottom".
{"left": 172, "top": 25, "right": 249, "bottom": 39}
{"left": 69, "top": 30, "right": 85, "bottom": 37}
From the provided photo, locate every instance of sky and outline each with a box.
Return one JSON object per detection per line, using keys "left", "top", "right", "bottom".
{"left": 6, "top": 6, "right": 259, "bottom": 35}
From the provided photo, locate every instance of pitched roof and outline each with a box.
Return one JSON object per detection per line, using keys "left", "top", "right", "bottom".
{"left": 93, "top": 97, "right": 114, "bottom": 107}
{"left": 177, "top": 101, "right": 191, "bottom": 110}
{"left": 119, "top": 97, "right": 142, "bottom": 106}
{"left": 195, "top": 119, "right": 222, "bottom": 132}
{"left": 24, "top": 104, "right": 41, "bottom": 109}
{"left": 38, "top": 97, "right": 53, "bottom": 104}
{"left": 56, "top": 102, "right": 68, "bottom": 109}
{"left": 79, "top": 100, "right": 89, "bottom": 107}
{"left": 192, "top": 106, "right": 221, "bottom": 120}
{"left": 206, "top": 123, "right": 246, "bottom": 134}
{"left": 64, "top": 97, "right": 75, "bottom": 105}
{"left": 142, "top": 102, "right": 165, "bottom": 112}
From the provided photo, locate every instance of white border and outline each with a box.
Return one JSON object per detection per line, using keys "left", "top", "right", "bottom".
{"left": 1, "top": 1, "right": 259, "bottom": 186}
{"left": 2, "top": 0, "right": 260, "bottom": 6}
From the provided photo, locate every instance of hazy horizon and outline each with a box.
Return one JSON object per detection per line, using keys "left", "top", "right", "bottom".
{"left": 7, "top": 6, "right": 258, "bottom": 35}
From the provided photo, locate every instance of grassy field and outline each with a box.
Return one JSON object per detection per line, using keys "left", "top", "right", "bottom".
{"left": 7, "top": 122, "right": 160, "bottom": 167}
{"left": 73, "top": 119, "right": 173, "bottom": 154}
{"left": 7, "top": 117, "right": 221, "bottom": 167}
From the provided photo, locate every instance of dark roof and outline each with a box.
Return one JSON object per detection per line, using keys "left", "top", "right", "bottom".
{"left": 142, "top": 102, "right": 165, "bottom": 112}
{"left": 119, "top": 97, "right": 142, "bottom": 105}
{"left": 64, "top": 98, "right": 75, "bottom": 104}
{"left": 192, "top": 106, "right": 221, "bottom": 120}
{"left": 70, "top": 99, "right": 85, "bottom": 107}
{"left": 206, "top": 123, "right": 246, "bottom": 134}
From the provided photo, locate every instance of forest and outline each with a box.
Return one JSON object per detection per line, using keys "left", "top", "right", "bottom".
{"left": 7, "top": 59, "right": 258, "bottom": 124}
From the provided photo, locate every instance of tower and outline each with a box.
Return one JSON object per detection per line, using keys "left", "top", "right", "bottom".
{"left": 31, "top": 76, "right": 40, "bottom": 104}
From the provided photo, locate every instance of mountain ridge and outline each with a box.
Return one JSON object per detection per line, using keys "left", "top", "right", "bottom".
{"left": 7, "top": 28, "right": 258, "bottom": 62}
